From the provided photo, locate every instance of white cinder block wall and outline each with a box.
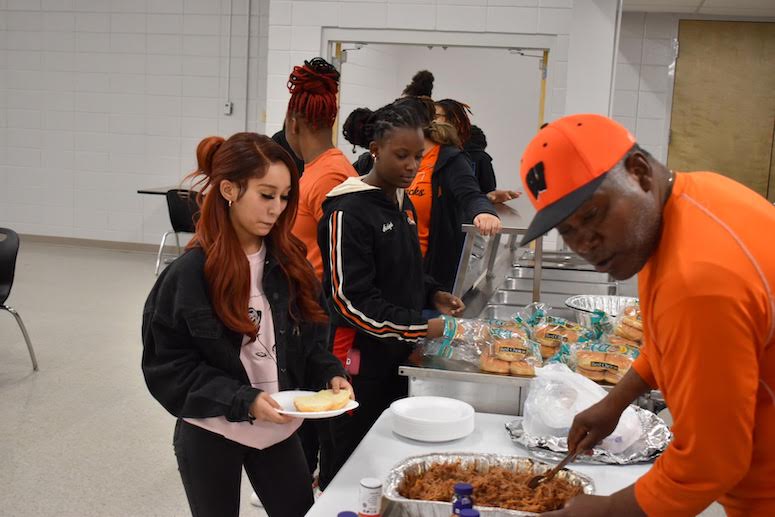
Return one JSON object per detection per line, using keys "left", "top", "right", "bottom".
{"left": 613, "top": 12, "right": 678, "bottom": 163}
{"left": 2, "top": 0, "right": 628, "bottom": 246}
{"left": 0, "top": 0, "right": 270, "bottom": 244}
{"left": 265, "top": 0, "right": 586, "bottom": 251}
{"left": 264, "top": 0, "right": 579, "bottom": 141}
{"left": 336, "top": 43, "right": 403, "bottom": 160}
{"left": 391, "top": 45, "right": 543, "bottom": 195}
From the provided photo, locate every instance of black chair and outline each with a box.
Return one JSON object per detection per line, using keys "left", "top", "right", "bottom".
{"left": 0, "top": 228, "right": 39, "bottom": 371}
{"left": 155, "top": 189, "right": 199, "bottom": 275}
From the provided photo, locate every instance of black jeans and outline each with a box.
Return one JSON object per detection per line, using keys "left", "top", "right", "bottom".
{"left": 324, "top": 374, "right": 408, "bottom": 488}
{"left": 298, "top": 419, "right": 337, "bottom": 488}
{"left": 173, "top": 419, "right": 314, "bottom": 517}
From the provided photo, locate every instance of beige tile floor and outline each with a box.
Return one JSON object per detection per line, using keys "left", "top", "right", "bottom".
{"left": 0, "top": 241, "right": 266, "bottom": 517}
{"left": 0, "top": 241, "right": 726, "bottom": 516}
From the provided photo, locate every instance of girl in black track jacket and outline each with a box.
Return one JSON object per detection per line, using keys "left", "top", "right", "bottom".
{"left": 317, "top": 101, "right": 465, "bottom": 483}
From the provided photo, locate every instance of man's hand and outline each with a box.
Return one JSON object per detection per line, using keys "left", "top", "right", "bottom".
{"left": 487, "top": 189, "right": 521, "bottom": 204}
{"left": 433, "top": 291, "right": 465, "bottom": 316}
{"left": 250, "top": 392, "right": 293, "bottom": 424}
{"left": 543, "top": 495, "right": 613, "bottom": 516}
{"left": 567, "top": 398, "right": 625, "bottom": 455}
{"left": 544, "top": 485, "right": 645, "bottom": 517}
{"left": 568, "top": 368, "right": 652, "bottom": 454}
{"left": 329, "top": 376, "right": 355, "bottom": 400}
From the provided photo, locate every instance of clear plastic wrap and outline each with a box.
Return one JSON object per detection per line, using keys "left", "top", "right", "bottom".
{"left": 522, "top": 364, "right": 643, "bottom": 454}
{"left": 612, "top": 302, "right": 643, "bottom": 346}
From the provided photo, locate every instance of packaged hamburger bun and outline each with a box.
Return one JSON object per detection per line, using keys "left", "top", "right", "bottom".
{"left": 489, "top": 328, "right": 535, "bottom": 359}
{"left": 606, "top": 335, "right": 640, "bottom": 348}
{"left": 509, "top": 359, "right": 536, "bottom": 377}
{"left": 480, "top": 348, "right": 511, "bottom": 374}
{"left": 532, "top": 319, "right": 590, "bottom": 358}
{"left": 614, "top": 323, "right": 643, "bottom": 342}
{"left": 574, "top": 342, "right": 639, "bottom": 384}
{"left": 613, "top": 303, "right": 643, "bottom": 344}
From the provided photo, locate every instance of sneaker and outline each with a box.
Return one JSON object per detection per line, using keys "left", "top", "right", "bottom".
{"left": 250, "top": 491, "right": 263, "bottom": 508}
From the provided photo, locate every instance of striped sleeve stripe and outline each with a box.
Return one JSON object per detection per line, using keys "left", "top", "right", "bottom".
{"left": 328, "top": 211, "right": 428, "bottom": 341}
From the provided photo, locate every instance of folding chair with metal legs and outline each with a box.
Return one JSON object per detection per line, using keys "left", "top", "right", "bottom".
{"left": 1, "top": 304, "right": 39, "bottom": 371}
{"left": 154, "top": 231, "right": 174, "bottom": 276}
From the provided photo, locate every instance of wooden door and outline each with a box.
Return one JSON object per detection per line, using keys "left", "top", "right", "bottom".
{"left": 668, "top": 20, "right": 775, "bottom": 201}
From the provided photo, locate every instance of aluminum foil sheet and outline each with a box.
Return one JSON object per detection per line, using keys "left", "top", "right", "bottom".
{"left": 564, "top": 295, "right": 638, "bottom": 327}
{"left": 383, "top": 452, "right": 594, "bottom": 517}
{"left": 505, "top": 406, "right": 671, "bottom": 465}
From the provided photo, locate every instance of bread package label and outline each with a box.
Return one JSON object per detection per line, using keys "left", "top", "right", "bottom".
{"left": 590, "top": 360, "right": 621, "bottom": 371}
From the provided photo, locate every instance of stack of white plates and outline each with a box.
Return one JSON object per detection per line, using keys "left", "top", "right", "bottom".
{"left": 390, "top": 396, "right": 475, "bottom": 442}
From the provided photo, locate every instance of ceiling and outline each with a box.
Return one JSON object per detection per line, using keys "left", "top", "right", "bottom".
{"left": 623, "top": 0, "right": 775, "bottom": 17}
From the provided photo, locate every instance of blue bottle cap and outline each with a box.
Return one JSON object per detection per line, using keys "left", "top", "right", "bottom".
{"left": 453, "top": 482, "right": 474, "bottom": 496}
{"left": 460, "top": 509, "right": 480, "bottom": 517}
{"left": 337, "top": 513, "right": 358, "bottom": 517}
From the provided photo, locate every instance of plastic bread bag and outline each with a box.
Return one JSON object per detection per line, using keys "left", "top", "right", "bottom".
{"left": 523, "top": 363, "right": 643, "bottom": 454}
{"left": 545, "top": 341, "right": 581, "bottom": 370}
{"left": 515, "top": 302, "right": 552, "bottom": 328}
{"left": 612, "top": 302, "right": 643, "bottom": 345}
{"left": 485, "top": 327, "right": 542, "bottom": 377}
{"left": 532, "top": 316, "right": 594, "bottom": 360}
{"left": 484, "top": 317, "right": 530, "bottom": 336}
{"left": 573, "top": 342, "right": 640, "bottom": 385}
{"left": 419, "top": 316, "right": 483, "bottom": 365}
{"left": 588, "top": 309, "right": 613, "bottom": 340}
{"left": 419, "top": 337, "right": 483, "bottom": 365}
{"left": 447, "top": 316, "right": 490, "bottom": 343}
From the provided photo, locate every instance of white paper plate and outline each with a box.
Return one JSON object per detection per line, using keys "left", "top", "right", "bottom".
{"left": 270, "top": 390, "right": 359, "bottom": 419}
{"left": 390, "top": 396, "right": 475, "bottom": 442}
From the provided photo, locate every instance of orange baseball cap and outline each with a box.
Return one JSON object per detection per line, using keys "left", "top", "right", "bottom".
{"left": 519, "top": 114, "right": 636, "bottom": 246}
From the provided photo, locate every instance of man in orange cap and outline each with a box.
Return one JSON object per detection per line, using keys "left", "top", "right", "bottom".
{"left": 520, "top": 114, "right": 775, "bottom": 516}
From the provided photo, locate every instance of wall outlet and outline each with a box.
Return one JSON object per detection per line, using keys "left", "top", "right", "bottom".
{"left": 223, "top": 101, "right": 234, "bottom": 116}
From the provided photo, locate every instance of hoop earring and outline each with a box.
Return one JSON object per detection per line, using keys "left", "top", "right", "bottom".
{"left": 228, "top": 200, "right": 233, "bottom": 208}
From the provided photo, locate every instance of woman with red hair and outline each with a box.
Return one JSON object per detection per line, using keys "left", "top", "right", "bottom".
{"left": 141, "top": 133, "right": 352, "bottom": 517}
{"left": 284, "top": 57, "right": 358, "bottom": 279}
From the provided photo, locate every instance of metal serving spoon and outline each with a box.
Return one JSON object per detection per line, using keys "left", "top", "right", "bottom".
{"left": 527, "top": 451, "right": 578, "bottom": 489}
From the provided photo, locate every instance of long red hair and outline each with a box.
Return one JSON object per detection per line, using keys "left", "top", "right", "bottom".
{"left": 186, "top": 133, "right": 326, "bottom": 339}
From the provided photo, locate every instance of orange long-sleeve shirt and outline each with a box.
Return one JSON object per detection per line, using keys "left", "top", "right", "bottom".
{"left": 291, "top": 148, "right": 357, "bottom": 280}
{"left": 632, "top": 172, "right": 775, "bottom": 516}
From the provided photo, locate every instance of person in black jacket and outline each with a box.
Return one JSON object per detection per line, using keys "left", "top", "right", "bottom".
{"left": 142, "top": 133, "right": 352, "bottom": 517}
{"left": 393, "top": 96, "right": 502, "bottom": 292}
{"left": 318, "top": 101, "right": 465, "bottom": 483}
{"left": 435, "top": 99, "right": 520, "bottom": 205}
{"left": 271, "top": 123, "right": 305, "bottom": 177}
{"left": 463, "top": 124, "right": 497, "bottom": 193}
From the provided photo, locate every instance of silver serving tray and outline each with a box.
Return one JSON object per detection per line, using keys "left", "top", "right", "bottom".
{"left": 505, "top": 406, "right": 671, "bottom": 465}
{"left": 383, "top": 452, "right": 594, "bottom": 516}
{"left": 564, "top": 295, "right": 638, "bottom": 327}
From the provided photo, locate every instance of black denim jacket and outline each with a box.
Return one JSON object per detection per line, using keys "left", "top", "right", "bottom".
{"left": 141, "top": 245, "right": 345, "bottom": 423}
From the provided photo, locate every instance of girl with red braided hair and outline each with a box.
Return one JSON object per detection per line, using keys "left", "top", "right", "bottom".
{"left": 282, "top": 57, "right": 358, "bottom": 496}
{"left": 285, "top": 58, "right": 358, "bottom": 280}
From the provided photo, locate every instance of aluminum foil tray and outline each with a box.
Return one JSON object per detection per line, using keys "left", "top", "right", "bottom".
{"left": 505, "top": 406, "right": 671, "bottom": 465}
{"left": 383, "top": 452, "right": 594, "bottom": 517}
{"left": 564, "top": 295, "right": 638, "bottom": 327}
